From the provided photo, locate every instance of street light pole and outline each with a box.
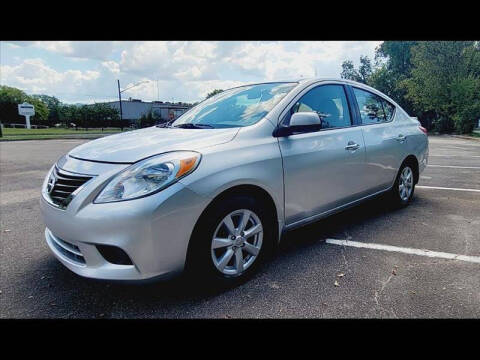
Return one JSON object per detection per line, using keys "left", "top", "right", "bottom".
{"left": 117, "top": 79, "right": 150, "bottom": 129}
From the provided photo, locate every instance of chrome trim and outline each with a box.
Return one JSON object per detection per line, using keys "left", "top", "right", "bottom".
{"left": 46, "top": 228, "right": 86, "bottom": 266}
{"left": 42, "top": 166, "right": 95, "bottom": 210}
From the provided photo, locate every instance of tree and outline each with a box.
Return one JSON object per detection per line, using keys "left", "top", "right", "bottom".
{"left": 370, "top": 41, "right": 418, "bottom": 116}
{"left": 402, "top": 41, "right": 480, "bottom": 133}
{"left": 206, "top": 89, "right": 223, "bottom": 99}
{"left": 340, "top": 60, "right": 359, "bottom": 82}
{"left": 340, "top": 56, "right": 373, "bottom": 84}
{"left": 32, "top": 94, "right": 61, "bottom": 126}
{"left": 375, "top": 41, "right": 417, "bottom": 77}
{"left": 0, "top": 85, "right": 48, "bottom": 126}
{"left": 28, "top": 97, "right": 49, "bottom": 124}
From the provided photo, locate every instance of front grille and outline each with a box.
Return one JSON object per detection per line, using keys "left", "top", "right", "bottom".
{"left": 48, "top": 231, "right": 86, "bottom": 265}
{"left": 48, "top": 167, "right": 92, "bottom": 209}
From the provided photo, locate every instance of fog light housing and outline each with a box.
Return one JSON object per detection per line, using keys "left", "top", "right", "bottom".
{"left": 96, "top": 245, "right": 133, "bottom": 265}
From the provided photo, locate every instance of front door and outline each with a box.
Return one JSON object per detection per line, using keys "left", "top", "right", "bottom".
{"left": 277, "top": 84, "right": 369, "bottom": 226}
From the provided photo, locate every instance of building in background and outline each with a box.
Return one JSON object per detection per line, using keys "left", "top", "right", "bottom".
{"left": 98, "top": 98, "right": 192, "bottom": 124}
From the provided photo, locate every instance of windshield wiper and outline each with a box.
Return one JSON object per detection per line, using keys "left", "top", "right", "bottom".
{"left": 173, "top": 123, "right": 214, "bottom": 129}
{"left": 156, "top": 119, "right": 175, "bottom": 128}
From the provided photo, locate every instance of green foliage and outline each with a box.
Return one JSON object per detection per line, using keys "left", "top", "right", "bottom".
{"left": 450, "top": 76, "right": 480, "bottom": 133}
{"left": 138, "top": 112, "right": 156, "bottom": 128}
{"left": 0, "top": 85, "right": 124, "bottom": 130}
{"left": 31, "top": 94, "right": 61, "bottom": 125}
{"left": 0, "top": 85, "right": 49, "bottom": 125}
{"left": 375, "top": 41, "right": 417, "bottom": 76}
{"left": 206, "top": 89, "right": 223, "bottom": 99}
{"left": 340, "top": 41, "right": 480, "bottom": 134}
{"left": 402, "top": 41, "right": 480, "bottom": 133}
{"left": 340, "top": 56, "right": 373, "bottom": 84}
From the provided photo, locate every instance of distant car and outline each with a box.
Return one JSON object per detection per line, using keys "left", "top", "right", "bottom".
{"left": 40, "top": 78, "right": 429, "bottom": 284}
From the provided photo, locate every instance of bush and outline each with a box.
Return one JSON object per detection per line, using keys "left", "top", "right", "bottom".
{"left": 432, "top": 117, "right": 455, "bottom": 133}
{"left": 450, "top": 77, "right": 480, "bottom": 134}
{"left": 138, "top": 112, "right": 156, "bottom": 128}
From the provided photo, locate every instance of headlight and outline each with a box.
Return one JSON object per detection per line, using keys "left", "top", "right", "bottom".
{"left": 94, "top": 151, "right": 201, "bottom": 203}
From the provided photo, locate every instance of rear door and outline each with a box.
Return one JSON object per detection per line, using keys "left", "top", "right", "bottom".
{"left": 349, "top": 86, "right": 406, "bottom": 192}
{"left": 278, "top": 83, "right": 370, "bottom": 226}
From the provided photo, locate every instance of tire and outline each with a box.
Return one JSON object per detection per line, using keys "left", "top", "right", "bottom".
{"left": 185, "top": 194, "right": 274, "bottom": 286}
{"left": 390, "top": 162, "right": 416, "bottom": 207}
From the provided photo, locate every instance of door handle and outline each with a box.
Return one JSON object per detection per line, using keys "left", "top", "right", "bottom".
{"left": 345, "top": 141, "right": 360, "bottom": 151}
{"left": 395, "top": 134, "right": 407, "bottom": 142}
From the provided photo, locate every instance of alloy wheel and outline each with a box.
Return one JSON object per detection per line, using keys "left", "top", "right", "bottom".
{"left": 399, "top": 166, "right": 413, "bottom": 201}
{"left": 211, "top": 209, "right": 263, "bottom": 276}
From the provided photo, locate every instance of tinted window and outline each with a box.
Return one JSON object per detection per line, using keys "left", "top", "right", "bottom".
{"left": 383, "top": 99, "right": 395, "bottom": 121}
{"left": 353, "top": 87, "right": 395, "bottom": 124}
{"left": 289, "top": 85, "right": 352, "bottom": 129}
{"left": 172, "top": 82, "right": 297, "bottom": 129}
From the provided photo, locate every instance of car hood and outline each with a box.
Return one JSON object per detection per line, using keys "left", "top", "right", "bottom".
{"left": 68, "top": 126, "right": 240, "bottom": 163}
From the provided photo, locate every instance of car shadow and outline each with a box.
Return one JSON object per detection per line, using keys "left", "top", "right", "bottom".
{"left": 279, "top": 192, "right": 405, "bottom": 253}
{"left": 24, "top": 193, "right": 414, "bottom": 318}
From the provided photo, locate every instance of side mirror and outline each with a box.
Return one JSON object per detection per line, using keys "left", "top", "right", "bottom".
{"left": 273, "top": 112, "right": 322, "bottom": 137}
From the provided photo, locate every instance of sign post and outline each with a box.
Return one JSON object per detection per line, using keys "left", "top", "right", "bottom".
{"left": 18, "top": 102, "right": 35, "bottom": 129}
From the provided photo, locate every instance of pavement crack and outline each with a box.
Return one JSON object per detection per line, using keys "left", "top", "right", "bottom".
{"left": 341, "top": 246, "right": 349, "bottom": 272}
{"left": 373, "top": 272, "right": 395, "bottom": 317}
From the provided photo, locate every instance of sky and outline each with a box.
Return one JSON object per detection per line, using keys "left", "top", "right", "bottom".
{"left": 0, "top": 41, "right": 381, "bottom": 104}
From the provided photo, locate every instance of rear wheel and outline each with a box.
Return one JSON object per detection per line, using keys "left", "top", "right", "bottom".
{"left": 391, "top": 163, "right": 415, "bottom": 207}
{"left": 186, "top": 195, "right": 274, "bottom": 286}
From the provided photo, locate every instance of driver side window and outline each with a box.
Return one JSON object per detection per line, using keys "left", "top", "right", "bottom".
{"left": 288, "top": 85, "right": 352, "bottom": 129}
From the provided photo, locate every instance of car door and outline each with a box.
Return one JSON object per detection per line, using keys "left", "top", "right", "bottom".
{"left": 349, "top": 86, "right": 407, "bottom": 192}
{"left": 277, "top": 83, "right": 370, "bottom": 226}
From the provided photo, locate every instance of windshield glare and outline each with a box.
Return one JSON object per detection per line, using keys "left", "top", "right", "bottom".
{"left": 172, "top": 82, "right": 297, "bottom": 129}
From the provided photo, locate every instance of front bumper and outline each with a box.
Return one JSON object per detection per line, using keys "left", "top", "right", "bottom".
{"left": 40, "top": 159, "right": 211, "bottom": 281}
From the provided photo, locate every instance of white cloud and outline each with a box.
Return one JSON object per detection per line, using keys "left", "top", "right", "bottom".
{"left": 1, "top": 41, "right": 382, "bottom": 103}
{"left": 6, "top": 41, "right": 117, "bottom": 61}
{"left": 102, "top": 60, "right": 120, "bottom": 74}
{"left": 1, "top": 58, "right": 106, "bottom": 102}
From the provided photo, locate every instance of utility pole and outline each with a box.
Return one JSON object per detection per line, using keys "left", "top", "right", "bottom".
{"left": 117, "top": 79, "right": 123, "bottom": 125}
{"left": 117, "top": 79, "right": 149, "bottom": 129}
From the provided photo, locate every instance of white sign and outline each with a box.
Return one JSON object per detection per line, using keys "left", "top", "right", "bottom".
{"left": 18, "top": 102, "right": 35, "bottom": 129}
{"left": 18, "top": 103, "right": 35, "bottom": 116}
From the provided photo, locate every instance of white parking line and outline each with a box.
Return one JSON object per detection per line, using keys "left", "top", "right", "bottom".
{"left": 325, "top": 239, "right": 480, "bottom": 264}
{"left": 428, "top": 165, "right": 480, "bottom": 169}
{"left": 429, "top": 155, "right": 480, "bottom": 158}
{"left": 416, "top": 185, "right": 480, "bottom": 193}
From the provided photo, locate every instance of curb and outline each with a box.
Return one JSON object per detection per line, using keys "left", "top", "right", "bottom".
{"left": 450, "top": 135, "right": 480, "bottom": 142}
{"left": 0, "top": 134, "right": 116, "bottom": 142}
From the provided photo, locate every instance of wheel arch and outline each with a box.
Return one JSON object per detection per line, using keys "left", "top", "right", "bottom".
{"left": 402, "top": 154, "right": 420, "bottom": 184}
{"left": 185, "top": 184, "right": 280, "bottom": 269}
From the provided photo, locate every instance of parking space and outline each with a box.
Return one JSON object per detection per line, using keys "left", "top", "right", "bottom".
{"left": 1, "top": 135, "right": 479, "bottom": 318}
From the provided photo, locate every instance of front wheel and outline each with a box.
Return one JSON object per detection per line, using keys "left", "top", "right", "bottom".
{"left": 390, "top": 163, "right": 415, "bottom": 207}
{"left": 185, "top": 195, "right": 274, "bottom": 286}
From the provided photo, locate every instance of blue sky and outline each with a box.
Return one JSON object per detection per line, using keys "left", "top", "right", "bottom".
{"left": 0, "top": 41, "right": 381, "bottom": 104}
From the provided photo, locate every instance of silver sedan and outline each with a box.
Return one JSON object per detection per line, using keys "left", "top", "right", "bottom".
{"left": 40, "top": 78, "right": 429, "bottom": 284}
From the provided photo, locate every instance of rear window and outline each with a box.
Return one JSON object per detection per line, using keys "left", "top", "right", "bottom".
{"left": 353, "top": 87, "right": 396, "bottom": 124}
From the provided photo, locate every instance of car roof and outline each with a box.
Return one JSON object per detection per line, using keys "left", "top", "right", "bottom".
{"left": 234, "top": 77, "right": 373, "bottom": 88}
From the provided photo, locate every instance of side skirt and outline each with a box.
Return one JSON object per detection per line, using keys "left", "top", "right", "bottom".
{"left": 282, "top": 187, "right": 392, "bottom": 233}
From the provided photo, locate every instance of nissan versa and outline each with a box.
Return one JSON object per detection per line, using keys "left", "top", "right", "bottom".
{"left": 40, "top": 78, "right": 429, "bottom": 284}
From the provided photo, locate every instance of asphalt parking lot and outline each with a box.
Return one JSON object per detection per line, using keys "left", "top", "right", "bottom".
{"left": 1, "top": 135, "right": 479, "bottom": 318}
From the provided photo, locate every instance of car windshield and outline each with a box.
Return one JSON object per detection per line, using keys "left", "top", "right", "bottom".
{"left": 171, "top": 82, "right": 297, "bottom": 129}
